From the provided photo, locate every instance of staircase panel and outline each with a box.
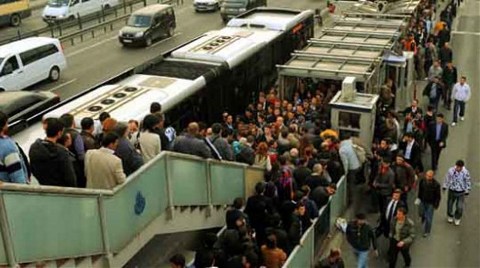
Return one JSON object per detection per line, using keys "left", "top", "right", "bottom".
{"left": 169, "top": 157, "right": 208, "bottom": 206}
{"left": 3, "top": 193, "right": 103, "bottom": 263}
{"left": 105, "top": 157, "right": 168, "bottom": 253}
{"left": 210, "top": 163, "right": 244, "bottom": 205}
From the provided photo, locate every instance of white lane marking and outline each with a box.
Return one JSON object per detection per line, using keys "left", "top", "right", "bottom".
{"left": 66, "top": 35, "right": 120, "bottom": 58}
{"left": 145, "top": 32, "right": 182, "bottom": 49}
{"left": 452, "top": 31, "right": 480, "bottom": 36}
{"left": 48, "top": 78, "right": 77, "bottom": 92}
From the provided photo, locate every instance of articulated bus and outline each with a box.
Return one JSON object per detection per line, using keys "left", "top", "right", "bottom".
{"left": 0, "top": 0, "right": 31, "bottom": 27}
{"left": 14, "top": 7, "right": 314, "bottom": 153}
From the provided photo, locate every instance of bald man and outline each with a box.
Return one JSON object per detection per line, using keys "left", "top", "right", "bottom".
{"left": 416, "top": 170, "right": 441, "bottom": 237}
{"left": 173, "top": 122, "right": 212, "bottom": 158}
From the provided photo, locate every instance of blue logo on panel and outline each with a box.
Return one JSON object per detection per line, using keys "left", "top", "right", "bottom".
{"left": 134, "top": 191, "right": 146, "bottom": 215}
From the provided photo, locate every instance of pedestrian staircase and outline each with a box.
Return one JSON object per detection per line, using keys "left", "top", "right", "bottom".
{"left": 0, "top": 152, "right": 264, "bottom": 268}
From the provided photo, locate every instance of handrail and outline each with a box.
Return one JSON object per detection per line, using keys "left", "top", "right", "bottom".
{"left": 0, "top": 151, "right": 263, "bottom": 196}
{"left": 283, "top": 176, "right": 347, "bottom": 267}
{"left": 111, "top": 151, "right": 264, "bottom": 194}
{"left": 0, "top": 149, "right": 264, "bottom": 266}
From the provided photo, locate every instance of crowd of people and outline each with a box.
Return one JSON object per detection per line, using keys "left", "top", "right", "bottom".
{"left": 0, "top": 0, "right": 473, "bottom": 267}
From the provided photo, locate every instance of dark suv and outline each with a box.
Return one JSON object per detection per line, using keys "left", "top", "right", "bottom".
{"left": 119, "top": 4, "right": 176, "bottom": 47}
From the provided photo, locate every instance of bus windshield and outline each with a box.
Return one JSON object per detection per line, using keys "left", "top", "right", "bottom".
{"left": 47, "top": 0, "right": 69, "bottom": 7}
{"left": 127, "top": 15, "right": 152, "bottom": 27}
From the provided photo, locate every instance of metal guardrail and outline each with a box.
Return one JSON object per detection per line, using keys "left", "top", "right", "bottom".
{"left": 0, "top": 0, "right": 147, "bottom": 46}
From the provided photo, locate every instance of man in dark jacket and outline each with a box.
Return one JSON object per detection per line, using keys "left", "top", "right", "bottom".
{"left": 209, "top": 123, "right": 234, "bottom": 161}
{"left": 442, "top": 62, "right": 458, "bottom": 109}
{"left": 80, "top": 117, "right": 99, "bottom": 151}
{"left": 379, "top": 189, "right": 406, "bottom": 238}
{"left": 173, "top": 122, "right": 212, "bottom": 158}
{"left": 388, "top": 207, "right": 415, "bottom": 268}
{"left": 113, "top": 123, "right": 144, "bottom": 176}
{"left": 373, "top": 157, "right": 395, "bottom": 214}
{"left": 342, "top": 213, "right": 377, "bottom": 268}
{"left": 226, "top": 197, "right": 247, "bottom": 229}
{"left": 399, "top": 132, "right": 423, "bottom": 172}
{"left": 244, "top": 182, "right": 274, "bottom": 247}
{"left": 311, "top": 183, "right": 336, "bottom": 208}
{"left": 417, "top": 170, "right": 441, "bottom": 237}
{"left": 316, "top": 249, "right": 345, "bottom": 268}
{"left": 60, "top": 113, "right": 86, "bottom": 187}
{"left": 29, "top": 118, "right": 77, "bottom": 187}
{"left": 438, "top": 42, "right": 453, "bottom": 67}
{"left": 236, "top": 136, "right": 255, "bottom": 165}
{"left": 392, "top": 154, "right": 416, "bottom": 208}
{"left": 422, "top": 77, "right": 443, "bottom": 111}
{"left": 426, "top": 113, "right": 449, "bottom": 171}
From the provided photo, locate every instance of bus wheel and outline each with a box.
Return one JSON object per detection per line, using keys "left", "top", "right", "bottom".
{"left": 0, "top": 88, "right": 5, "bottom": 92}
{"left": 10, "top": 14, "right": 21, "bottom": 27}
{"left": 49, "top": 67, "right": 60, "bottom": 82}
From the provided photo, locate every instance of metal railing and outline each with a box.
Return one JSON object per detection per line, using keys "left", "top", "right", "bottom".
{"left": 0, "top": 0, "right": 148, "bottom": 46}
{"left": 0, "top": 151, "right": 264, "bottom": 266}
{"left": 283, "top": 176, "right": 347, "bottom": 267}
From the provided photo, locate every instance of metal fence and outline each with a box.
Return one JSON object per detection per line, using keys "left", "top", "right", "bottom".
{"left": 283, "top": 176, "right": 347, "bottom": 268}
{"left": 0, "top": 0, "right": 176, "bottom": 46}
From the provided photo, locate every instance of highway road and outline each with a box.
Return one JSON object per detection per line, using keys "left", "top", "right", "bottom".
{"left": 2, "top": 0, "right": 323, "bottom": 100}
{"left": 0, "top": 0, "right": 147, "bottom": 42}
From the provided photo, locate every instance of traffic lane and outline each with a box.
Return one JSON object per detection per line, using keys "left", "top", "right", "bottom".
{"left": 409, "top": 3, "right": 480, "bottom": 266}
{"left": 0, "top": 0, "right": 147, "bottom": 42}
{"left": 453, "top": 32, "right": 480, "bottom": 268}
{"left": 33, "top": 0, "right": 321, "bottom": 98}
{"left": 40, "top": 6, "right": 225, "bottom": 99}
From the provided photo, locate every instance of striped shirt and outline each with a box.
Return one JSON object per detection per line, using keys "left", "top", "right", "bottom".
{"left": 0, "top": 136, "right": 28, "bottom": 184}
{"left": 443, "top": 167, "right": 471, "bottom": 193}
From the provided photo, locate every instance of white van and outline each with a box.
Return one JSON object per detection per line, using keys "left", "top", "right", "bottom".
{"left": 42, "top": 0, "right": 119, "bottom": 23}
{"left": 0, "top": 37, "right": 67, "bottom": 92}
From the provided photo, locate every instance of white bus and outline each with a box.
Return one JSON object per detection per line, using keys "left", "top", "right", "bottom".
{"left": 14, "top": 8, "right": 314, "bottom": 151}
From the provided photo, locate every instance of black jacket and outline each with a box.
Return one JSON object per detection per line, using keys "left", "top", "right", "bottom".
{"left": 293, "top": 166, "right": 312, "bottom": 186}
{"left": 346, "top": 221, "right": 377, "bottom": 251}
{"left": 426, "top": 122, "right": 448, "bottom": 146}
{"left": 29, "top": 139, "right": 77, "bottom": 187}
{"left": 115, "top": 137, "right": 144, "bottom": 176}
{"left": 418, "top": 178, "right": 442, "bottom": 208}
{"left": 173, "top": 134, "right": 212, "bottom": 158}
{"left": 399, "top": 141, "right": 423, "bottom": 171}
{"left": 422, "top": 82, "right": 444, "bottom": 99}
{"left": 310, "top": 186, "right": 330, "bottom": 208}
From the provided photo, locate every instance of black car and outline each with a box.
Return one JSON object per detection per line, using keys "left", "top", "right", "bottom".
{"left": 0, "top": 91, "right": 60, "bottom": 134}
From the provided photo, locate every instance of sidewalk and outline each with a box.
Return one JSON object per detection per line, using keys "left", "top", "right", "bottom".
{"left": 320, "top": 0, "right": 466, "bottom": 265}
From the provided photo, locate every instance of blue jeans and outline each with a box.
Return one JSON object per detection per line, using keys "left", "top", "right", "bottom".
{"left": 447, "top": 190, "right": 465, "bottom": 219}
{"left": 453, "top": 100, "right": 466, "bottom": 123}
{"left": 352, "top": 248, "right": 369, "bottom": 268}
{"left": 421, "top": 202, "right": 435, "bottom": 233}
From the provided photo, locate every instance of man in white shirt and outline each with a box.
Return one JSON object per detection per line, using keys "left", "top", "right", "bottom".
{"left": 451, "top": 76, "right": 471, "bottom": 126}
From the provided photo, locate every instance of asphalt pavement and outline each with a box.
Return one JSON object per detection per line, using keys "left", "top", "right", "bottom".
{"left": 322, "top": 0, "right": 480, "bottom": 267}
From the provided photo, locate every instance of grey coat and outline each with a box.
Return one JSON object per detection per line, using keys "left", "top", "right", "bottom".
{"left": 209, "top": 134, "right": 234, "bottom": 161}
{"left": 173, "top": 134, "right": 212, "bottom": 159}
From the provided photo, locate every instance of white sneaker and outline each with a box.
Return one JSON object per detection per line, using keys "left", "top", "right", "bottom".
{"left": 448, "top": 217, "right": 454, "bottom": 223}
{"left": 451, "top": 122, "right": 456, "bottom": 127}
{"left": 460, "top": 117, "right": 465, "bottom": 121}
{"left": 454, "top": 219, "right": 461, "bottom": 226}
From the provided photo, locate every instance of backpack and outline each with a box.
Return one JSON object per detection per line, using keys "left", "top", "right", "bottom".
{"left": 352, "top": 143, "right": 367, "bottom": 164}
